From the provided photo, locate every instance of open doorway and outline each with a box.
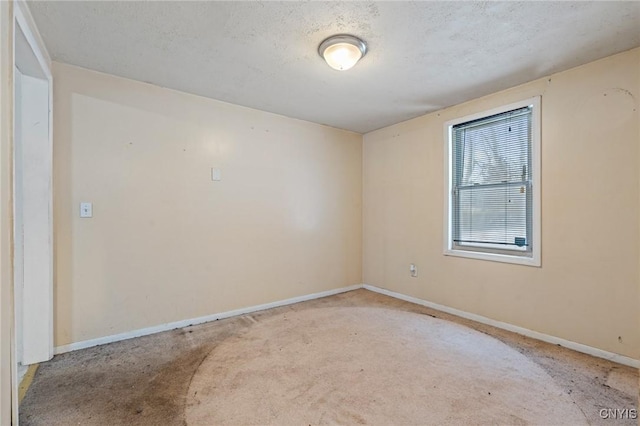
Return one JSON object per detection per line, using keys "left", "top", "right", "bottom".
{"left": 12, "top": 2, "right": 53, "bottom": 423}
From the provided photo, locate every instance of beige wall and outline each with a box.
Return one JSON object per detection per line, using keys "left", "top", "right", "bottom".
{"left": 53, "top": 63, "right": 362, "bottom": 346}
{"left": 53, "top": 47, "right": 640, "bottom": 358}
{"left": 363, "top": 48, "right": 640, "bottom": 359}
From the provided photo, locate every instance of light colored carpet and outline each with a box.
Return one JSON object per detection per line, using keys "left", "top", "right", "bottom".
{"left": 186, "top": 307, "right": 587, "bottom": 425}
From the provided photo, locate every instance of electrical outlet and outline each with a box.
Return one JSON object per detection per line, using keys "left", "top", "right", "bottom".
{"left": 410, "top": 263, "right": 417, "bottom": 277}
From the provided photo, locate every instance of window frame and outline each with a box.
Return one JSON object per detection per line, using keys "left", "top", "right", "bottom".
{"left": 443, "top": 96, "right": 541, "bottom": 267}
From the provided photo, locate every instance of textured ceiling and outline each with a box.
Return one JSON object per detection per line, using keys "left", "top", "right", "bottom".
{"left": 28, "top": 1, "right": 640, "bottom": 133}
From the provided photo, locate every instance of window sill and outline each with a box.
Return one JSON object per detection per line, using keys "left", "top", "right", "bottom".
{"left": 444, "top": 248, "right": 541, "bottom": 267}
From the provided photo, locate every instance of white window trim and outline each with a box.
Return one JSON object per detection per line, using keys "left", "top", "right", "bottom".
{"left": 443, "top": 96, "right": 541, "bottom": 267}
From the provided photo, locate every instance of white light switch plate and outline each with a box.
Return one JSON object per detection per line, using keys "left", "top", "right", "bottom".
{"left": 211, "top": 168, "right": 222, "bottom": 181}
{"left": 80, "top": 202, "right": 93, "bottom": 218}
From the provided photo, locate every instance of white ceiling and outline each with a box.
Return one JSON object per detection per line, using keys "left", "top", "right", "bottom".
{"left": 28, "top": 1, "right": 640, "bottom": 134}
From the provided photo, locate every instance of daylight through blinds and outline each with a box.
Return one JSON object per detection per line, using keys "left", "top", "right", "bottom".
{"left": 452, "top": 106, "right": 532, "bottom": 251}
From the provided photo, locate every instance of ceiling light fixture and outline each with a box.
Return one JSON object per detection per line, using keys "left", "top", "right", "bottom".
{"left": 318, "top": 34, "right": 367, "bottom": 71}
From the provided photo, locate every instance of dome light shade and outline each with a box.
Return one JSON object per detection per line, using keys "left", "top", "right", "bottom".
{"left": 318, "top": 34, "right": 367, "bottom": 71}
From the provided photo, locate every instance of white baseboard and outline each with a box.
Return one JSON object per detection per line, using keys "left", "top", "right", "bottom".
{"left": 17, "top": 364, "right": 28, "bottom": 384}
{"left": 363, "top": 284, "right": 640, "bottom": 369}
{"left": 54, "top": 283, "right": 639, "bottom": 369}
{"left": 54, "top": 284, "right": 363, "bottom": 355}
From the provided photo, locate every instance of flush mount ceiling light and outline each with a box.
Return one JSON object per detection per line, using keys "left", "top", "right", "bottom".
{"left": 318, "top": 34, "right": 367, "bottom": 71}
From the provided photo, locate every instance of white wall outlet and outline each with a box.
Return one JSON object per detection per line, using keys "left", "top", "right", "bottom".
{"left": 211, "top": 168, "right": 221, "bottom": 181}
{"left": 410, "top": 263, "right": 417, "bottom": 277}
{"left": 80, "top": 202, "right": 92, "bottom": 218}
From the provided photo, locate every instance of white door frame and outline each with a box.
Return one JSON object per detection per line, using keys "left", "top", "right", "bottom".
{"left": 11, "top": 1, "right": 52, "bottom": 423}
{"left": 0, "top": 3, "right": 14, "bottom": 424}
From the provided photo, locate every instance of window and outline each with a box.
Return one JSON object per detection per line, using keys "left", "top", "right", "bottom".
{"left": 444, "top": 97, "right": 540, "bottom": 266}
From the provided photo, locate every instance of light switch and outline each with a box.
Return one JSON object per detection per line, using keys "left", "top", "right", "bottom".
{"left": 80, "top": 202, "right": 93, "bottom": 218}
{"left": 211, "top": 168, "right": 221, "bottom": 181}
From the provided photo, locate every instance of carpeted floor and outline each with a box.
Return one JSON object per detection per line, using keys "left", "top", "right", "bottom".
{"left": 19, "top": 289, "right": 639, "bottom": 425}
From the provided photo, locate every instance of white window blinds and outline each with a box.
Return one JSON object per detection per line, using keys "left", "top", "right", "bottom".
{"left": 451, "top": 106, "right": 532, "bottom": 253}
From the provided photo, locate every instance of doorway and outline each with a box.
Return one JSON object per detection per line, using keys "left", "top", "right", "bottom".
{"left": 12, "top": 2, "right": 53, "bottom": 423}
